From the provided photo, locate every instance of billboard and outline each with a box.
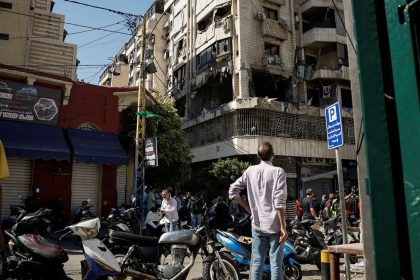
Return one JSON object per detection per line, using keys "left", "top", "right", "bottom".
{"left": 0, "top": 79, "right": 62, "bottom": 125}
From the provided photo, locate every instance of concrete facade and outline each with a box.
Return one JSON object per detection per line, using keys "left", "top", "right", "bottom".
{"left": 0, "top": 0, "right": 77, "bottom": 79}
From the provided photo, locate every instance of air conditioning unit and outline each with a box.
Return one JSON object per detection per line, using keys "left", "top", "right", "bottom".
{"left": 316, "top": 158, "right": 325, "bottom": 163}
{"left": 327, "top": 158, "right": 336, "bottom": 164}
{"left": 256, "top": 11, "right": 266, "bottom": 21}
{"left": 306, "top": 157, "right": 315, "bottom": 163}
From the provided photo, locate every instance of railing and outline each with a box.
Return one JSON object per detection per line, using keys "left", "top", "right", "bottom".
{"left": 184, "top": 108, "right": 355, "bottom": 148}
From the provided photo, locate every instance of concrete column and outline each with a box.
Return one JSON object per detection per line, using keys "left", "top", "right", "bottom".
{"left": 343, "top": 1, "right": 375, "bottom": 279}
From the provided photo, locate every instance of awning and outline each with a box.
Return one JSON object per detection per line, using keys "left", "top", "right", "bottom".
{"left": 0, "top": 120, "right": 71, "bottom": 161}
{"left": 67, "top": 128, "right": 128, "bottom": 166}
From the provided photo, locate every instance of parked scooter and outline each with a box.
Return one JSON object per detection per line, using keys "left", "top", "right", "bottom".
{"left": 1, "top": 208, "right": 69, "bottom": 280}
{"left": 289, "top": 219, "right": 326, "bottom": 270}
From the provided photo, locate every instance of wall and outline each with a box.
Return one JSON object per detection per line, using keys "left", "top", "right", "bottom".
{"left": 101, "top": 165, "right": 117, "bottom": 217}
{"left": 59, "top": 83, "right": 121, "bottom": 133}
{"left": 0, "top": 0, "right": 31, "bottom": 66}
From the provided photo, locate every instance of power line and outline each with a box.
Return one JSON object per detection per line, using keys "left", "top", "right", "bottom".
{"left": 330, "top": 0, "right": 357, "bottom": 54}
{"left": 63, "top": 0, "right": 142, "bottom": 18}
{"left": 0, "top": 8, "right": 134, "bottom": 36}
{"left": 78, "top": 27, "right": 126, "bottom": 48}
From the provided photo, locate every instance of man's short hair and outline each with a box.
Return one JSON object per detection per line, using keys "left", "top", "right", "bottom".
{"left": 306, "top": 188, "right": 313, "bottom": 196}
{"left": 257, "top": 142, "right": 274, "bottom": 161}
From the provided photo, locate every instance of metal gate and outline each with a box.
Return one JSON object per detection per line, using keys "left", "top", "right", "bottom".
{"left": 1, "top": 158, "right": 32, "bottom": 220}
{"left": 71, "top": 163, "right": 101, "bottom": 217}
{"left": 116, "top": 166, "right": 127, "bottom": 207}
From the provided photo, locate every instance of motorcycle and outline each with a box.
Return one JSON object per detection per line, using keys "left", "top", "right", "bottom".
{"left": 216, "top": 230, "right": 302, "bottom": 280}
{"left": 289, "top": 219, "right": 326, "bottom": 270}
{"left": 1, "top": 194, "right": 38, "bottom": 231}
{"left": 1, "top": 208, "right": 69, "bottom": 280}
{"left": 100, "top": 208, "right": 241, "bottom": 280}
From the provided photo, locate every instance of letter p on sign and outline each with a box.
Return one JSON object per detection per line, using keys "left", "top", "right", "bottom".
{"left": 328, "top": 107, "right": 337, "bottom": 123}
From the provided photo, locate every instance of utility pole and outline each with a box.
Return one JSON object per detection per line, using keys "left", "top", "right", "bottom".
{"left": 134, "top": 14, "right": 147, "bottom": 225}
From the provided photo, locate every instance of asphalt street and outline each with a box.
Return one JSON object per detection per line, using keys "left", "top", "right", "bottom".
{"left": 62, "top": 242, "right": 365, "bottom": 280}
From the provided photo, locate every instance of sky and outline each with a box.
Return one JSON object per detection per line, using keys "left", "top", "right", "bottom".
{"left": 54, "top": 0, "right": 154, "bottom": 84}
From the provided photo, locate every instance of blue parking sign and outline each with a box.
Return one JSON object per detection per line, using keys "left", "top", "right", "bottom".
{"left": 325, "top": 102, "right": 344, "bottom": 149}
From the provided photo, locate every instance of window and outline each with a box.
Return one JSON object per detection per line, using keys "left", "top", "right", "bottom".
{"left": 341, "top": 88, "right": 353, "bottom": 108}
{"left": 337, "top": 43, "right": 349, "bottom": 66}
{"left": 305, "top": 55, "right": 317, "bottom": 66}
{"left": 197, "top": 47, "right": 213, "bottom": 73}
{"left": 264, "top": 43, "right": 280, "bottom": 55}
{"left": 0, "top": 2, "right": 12, "bottom": 9}
{"left": 173, "top": 65, "right": 186, "bottom": 90}
{"left": 0, "top": 33, "right": 9, "bottom": 40}
{"left": 217, "top": 38, "right": 231, "bottom": 55}
{"left": 263, "top": 7, "right": 278, "bottom": 20}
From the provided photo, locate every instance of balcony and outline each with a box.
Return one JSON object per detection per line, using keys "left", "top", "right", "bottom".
{"left": 196, "top": 0, "right": 231, "bottom": 22}
{"left": 300, "top": 0, "right": 344, "bottom": 15}
{"left": 195, "top": 16, "right": 232, "bottom": 53}
{"left": 262, "top": 55, "right": 289, "bottom": 78}
{"left": 262, "top": 18, "right": 288, "bottom": 41}
{"left": 311, "top": 66, "right": 350, "bottom": 81}
{"left": 184, "top": 108, "right": 355, "bottom": 148}
{"left": 303, "top": 27, "right": 346, "bottom": 49}
{"left": 266, "top": 0, "right": 286, "bottom": 5}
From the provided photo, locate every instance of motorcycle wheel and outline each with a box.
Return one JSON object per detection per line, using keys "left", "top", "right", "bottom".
{"left": 284, "top": 263, "right": 302, "bottom": 280}
{"left": 202, "top": 253, "right": 240, "bottom": 280}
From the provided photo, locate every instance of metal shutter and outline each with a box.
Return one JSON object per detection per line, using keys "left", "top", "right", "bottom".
{"left": 71, "top": 163, "right": 101, "bottom": 217}
{"left": 116, "top": 166, "right": 127, "bottom": 207}
{"left": 1, "top": 158, "right": 32, "bottom": 220}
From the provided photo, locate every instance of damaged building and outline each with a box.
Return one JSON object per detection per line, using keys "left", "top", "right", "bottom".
{"left": 103, "top": 0, "right": 357, "bottom": 197}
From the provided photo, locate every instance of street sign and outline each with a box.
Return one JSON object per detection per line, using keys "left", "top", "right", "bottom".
{"left": 325, "top": 102, "right": 344, "bottom": 149}
{"left": 145, "top": 137, "right": 158, "bottom": 167}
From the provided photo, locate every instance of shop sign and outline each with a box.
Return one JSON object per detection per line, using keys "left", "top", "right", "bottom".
{"left": 145, "top": 137, "right": 158, "bottom": 167}
{"left": 0, "top": 79, "right": 62, "bottom": 125}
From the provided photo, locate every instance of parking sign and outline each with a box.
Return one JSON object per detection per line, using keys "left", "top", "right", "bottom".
{"left": 325, "top": 102, "right": 343, "bottom": 149}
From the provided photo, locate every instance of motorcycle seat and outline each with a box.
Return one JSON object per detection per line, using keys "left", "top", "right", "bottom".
{"left": 17, "top": 234, "right": 68, "bottom": 263}
{"left": 110, "top": 230, "right": 159, "bottom": 245}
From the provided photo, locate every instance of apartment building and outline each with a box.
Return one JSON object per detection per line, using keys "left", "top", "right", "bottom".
{"left": 0, "top": 0, "right": 77, "bottom": 80}
{"left": 104, "top": 0, "right": 356, "bottom": 196}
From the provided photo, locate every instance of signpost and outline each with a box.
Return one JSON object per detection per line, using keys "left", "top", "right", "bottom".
{"left": 325, "top": 102, "right": 351, "bottom": 280}
{"left": 144, "top": 137, "right": 158, "bottom": 167}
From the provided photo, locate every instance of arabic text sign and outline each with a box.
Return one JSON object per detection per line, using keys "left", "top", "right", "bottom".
{"left": 325, "top": 102, "right": 344, "bottom": 149}
{"left": 145, "top": 137, "right": 158, "bottom": 167}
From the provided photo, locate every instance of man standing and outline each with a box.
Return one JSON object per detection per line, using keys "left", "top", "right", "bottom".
{"left": 229, "top": 142, "right": 288, "bottom": 280}
{"left": 160, "top": 189, "right": 179, "bottom": 232}
{"left": 302, "top": 189, "right": 317, "bottom": 220}
{"left": 146, "top": 186, "right": 156, "bottom": 212}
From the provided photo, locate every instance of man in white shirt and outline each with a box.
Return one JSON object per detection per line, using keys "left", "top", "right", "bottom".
{"left": 160, "top": 189, "right": 179, "bottom": 232}
{"left": 229, "top": 142, "right": 288, "bottom": 280}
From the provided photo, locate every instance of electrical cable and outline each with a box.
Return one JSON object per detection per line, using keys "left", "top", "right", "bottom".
{"left": 78, "top": 27, "right": 127, "bottom": 48}
{"left": 330, "top": 0, "right": 357, "bottom": 54}
{"left": 0, "top": 8, "right": 134, "bottom": 36}
{"left": 6, "top": 20, "right": 126, "bottom": 40}
{"left": 63, "top": 0, "right": 142, "bottom": 18}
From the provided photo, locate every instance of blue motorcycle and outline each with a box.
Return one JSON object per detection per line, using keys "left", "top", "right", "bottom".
{"left": 215, "top": 230, "right": 302, "bottom": 280}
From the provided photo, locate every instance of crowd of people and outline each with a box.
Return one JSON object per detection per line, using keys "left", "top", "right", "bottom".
{"left": 294, "top": 187, "right": 360, "bottom": 222}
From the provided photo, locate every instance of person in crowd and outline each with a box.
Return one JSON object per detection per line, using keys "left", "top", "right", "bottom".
{"left": 320, "top": 194, "right": 328, "bottom": 212}
{"left": 146, "top": 186, "right": 156, "bottom": 212}
{"left": 214, "top": 196, "right": 229, "bottom": 231}
{"left": 160, "top": 189, "right": 179, "bottom": 232}
{"left": 229, "top": 142, "right": 287, "bottom": 280}
{"left": 295, "top": 197, "right": 303, "bottom": 221}
{"left": 187, "top": 194, "right": 205, "bottom": 229}
{"left": 302, "top": 188, "right": 317, "bottom": 220}
{"left": 312, "top": 194, "right": 321, "bottom": 217}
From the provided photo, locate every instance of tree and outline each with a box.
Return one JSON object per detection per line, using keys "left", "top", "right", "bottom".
{"left": 210, "top": 158, "right": 250, "bottom": 187}
{"left": 125, "top": 93, "right": 192, "bottom": 189}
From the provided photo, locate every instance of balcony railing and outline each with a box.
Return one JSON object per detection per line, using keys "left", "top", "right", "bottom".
{"left": 184, "top": 108, "right": 355, "bottom": 148}
{"left": 262, "top": 18, "right": 288, "bottom": 41}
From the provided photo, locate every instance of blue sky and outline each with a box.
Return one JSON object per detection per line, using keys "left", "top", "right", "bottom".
{"left": 54, "top": 0, "right": 154, "bottom": 84}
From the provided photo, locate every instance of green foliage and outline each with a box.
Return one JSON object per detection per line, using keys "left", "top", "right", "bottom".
{"left": 209, "top": 158, "right": 250, "bottom": 187}
{"left": 125, "top": 93, "right": 192, "bottom": 189}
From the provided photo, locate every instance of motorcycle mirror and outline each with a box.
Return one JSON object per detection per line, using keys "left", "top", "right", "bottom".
{"left": 35, "top": 187, "right": 40, "bottom": 193}
{"left": 87, "top": 198, "right": 92, "bottom": 203}
{"left": 17, "top": 194, "right": 22, "bottom": 199}
{"left": 130, "top": 194, "right": 136, "bottom": 204}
